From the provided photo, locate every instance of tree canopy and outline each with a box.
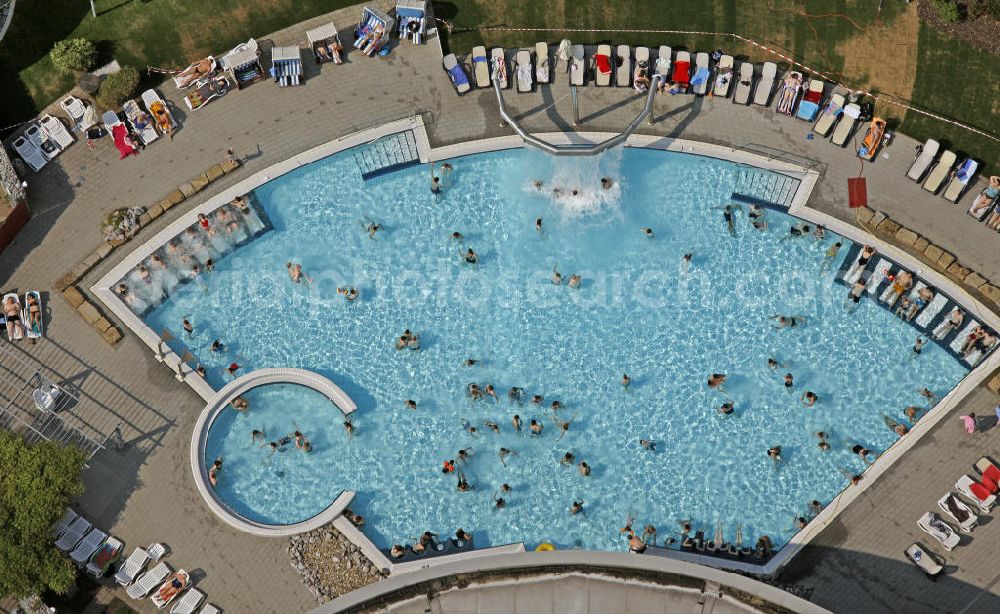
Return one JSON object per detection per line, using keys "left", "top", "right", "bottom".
{"left": 0, "top": 430, "right": 86, "bottom": 598}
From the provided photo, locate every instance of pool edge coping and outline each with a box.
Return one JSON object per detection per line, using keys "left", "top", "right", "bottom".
{"left": 189, "top": 367, "right": 358, "bottom": 537}
{"left": 90, "top": 121, "right": 1000, "bottom": 576}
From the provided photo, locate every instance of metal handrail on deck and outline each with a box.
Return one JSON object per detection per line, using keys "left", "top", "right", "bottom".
{"left": 492, "top": 74, "right": 663, "bottom": 156}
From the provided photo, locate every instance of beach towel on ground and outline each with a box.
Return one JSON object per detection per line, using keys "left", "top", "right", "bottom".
{"left": 112, "top": 124, "right": 138, "bottom": 159}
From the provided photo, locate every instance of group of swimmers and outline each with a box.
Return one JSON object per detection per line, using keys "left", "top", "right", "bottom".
{"left": 389, "top": 527, "right": 472, "bottom": 560}
{"left": 250, "top": 428, "right": 313, "bottom": 455}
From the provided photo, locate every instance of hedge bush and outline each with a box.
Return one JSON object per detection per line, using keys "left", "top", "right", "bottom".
{"left": 49, "top": 38, "right": 98, "bottom": 73}
{"left": 932, "top": 0, "right": 962, "bottom": 22}
{"left": 97, "top": 65, "right": 140, "bottom": 108}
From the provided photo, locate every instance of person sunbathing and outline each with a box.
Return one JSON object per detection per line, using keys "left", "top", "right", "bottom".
{"left": 4, "top": 296, "right": 25, "bottom": 340}
{"left": 156, "top": 573, "right": 188, "bottom": 602}
{"left": 970, "top": 176, "right": 1000, "bottom": 216}
{"left": 175, "top": 58, "right": 214, "bottom": 88}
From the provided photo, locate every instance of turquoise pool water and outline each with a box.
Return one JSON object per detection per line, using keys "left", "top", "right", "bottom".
{"left": 148, "top": 146, "right": 967, "bottom": 551}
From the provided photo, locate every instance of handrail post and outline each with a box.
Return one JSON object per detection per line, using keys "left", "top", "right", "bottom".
{"left": 570, "top": 85, "right": 579, "bottom": 126}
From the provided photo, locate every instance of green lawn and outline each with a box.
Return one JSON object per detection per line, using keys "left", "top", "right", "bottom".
{"left": 1, "top": 1, "right": 995, "bottom": 172}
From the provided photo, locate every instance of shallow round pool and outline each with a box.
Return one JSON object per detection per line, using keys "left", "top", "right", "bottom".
{"left": 153, "top": 145, "right": 967, "bottom": 550}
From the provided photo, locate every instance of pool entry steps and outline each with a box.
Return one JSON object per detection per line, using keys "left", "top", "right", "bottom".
{"left": 353, "top": 131, "right": 421, "bottom": 180}
{"left": 835, "top": 243, "right": 995, "bottom": 367}
{"left": 730, "top": 167, "right": 799, "bottom": 211}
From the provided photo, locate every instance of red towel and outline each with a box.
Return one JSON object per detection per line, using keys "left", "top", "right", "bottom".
{"left": 982, "top": 464, "right": 1000, "bottom": 491}
{"left": 595, "top": 54, "right": 612, "bottom": 75}
{"left": 970, "top": 479, "right": 993, "bottom": 501}
{"left": 804, "top": 89, "right": 822, "bottom": 103}
{"left": 112, "top": 124, "right": 138, "bottom": 159}
{"left": 673, "top": 61, "right": 690, "bottom": 85}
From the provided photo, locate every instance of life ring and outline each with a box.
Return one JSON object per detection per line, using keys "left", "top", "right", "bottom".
{"left": 535, "top": 542, "right": 556, "bottom": 552}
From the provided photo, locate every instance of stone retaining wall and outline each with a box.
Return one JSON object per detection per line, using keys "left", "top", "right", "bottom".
{"left": 53, "top": 159, "right": 240, "bottom": 345}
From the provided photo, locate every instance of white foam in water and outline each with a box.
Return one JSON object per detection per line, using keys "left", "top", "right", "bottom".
{"left": 524, "top": 148, "right": 625, "bottom": 219}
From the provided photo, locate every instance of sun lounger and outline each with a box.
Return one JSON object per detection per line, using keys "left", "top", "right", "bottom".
{"left": 917, "top": 512, "right": 960, "bottom": 551}
{"left": 907, "top": 139, "right": 940, "bottom": 181}
{"left": 796, "top": 79, "right": 824, "bottom": 121}
{"left": 491, "top": 48, "right": 508, "bottom": 88}
{"left": 123, "top": 100, "right": 158, "bottom": 146}
{"left": 515, "top": 49, "right": 532, "bottom": 92}
{"left": 471, "top": 46, "right": 490, "bottom": 88}
{"left": 55, "top": 516, "right": 91, "bottom": 552}
{"left": 775, "top": 71, "right": 803, "bottom": 115}
{"left": 183, "top": 76, "right": 230, "bottom": 111}
{"left": 831, "top": 103, "right": 861, "bottom": 146}
{"left": 905, "top": 543, "right": 944, "bottom": 580}
{"left": 60, "top": 96, "right": 87, "bottom": 129}
{"left": 857, "top": 117, "right": 887, "bottom": 160}
{"left": 24, "top": 123, "right": 58, "bottom": 162}
{"left": 197, "top": 605, "right": 219, "bottom": 614}
{"left": 127, "top": 561, "right": 171, "bottom": 599}
{"left": 594, "top": 44, "right": 612, "bottom": 86}
{"left": 535, "top": 42, "right": 549, "bottom": 84}
{"left": 40, "top": 114, "right": 75, "bottom": 150}
{"left": 616, "top": 45, "right": 631, "bottom": 88}
{"left": 943, "top": 158, "right": 978, "bottom": 202}
{"left": 938, "top": 492, "right": 978, "bottom": 532}
{"left": 634, "top": 46, "right": 650, "bottom": 88}
{"left": 169, "top": 588, "right": 204, "bottom": 614}
{"left": 33, "top": 379, "right": 62, "bottom": 413}
{"left": 713, "top": 55, "right": 734, "bottom": 98}
{"left": 923, "top": 150, "right": 957, "bottom": 193}
{"left": 102, "top": 110, "right": 122, "bottom": 129}
{"left": 70, "top": 528, "right": 107, "bottom": 566}
{"left": 115, "top": 547, "right": 151, "bottom": 586}
{"left": 692, "top": 52, "right": 710, "bottom": 95}
{"left": 672, "top": 51, "right": 691, "bottom": 92}
{"left": 753, "top": 62, "right": 777, "bottom": 106}
{"left": 975, "top": 457, "right": 1000, "bottom": 488}
{"left": 13, "top": 134, "right": 48, "bottom": 172}
{"left": 733, "top": 62, "right": 754, "bottom": 105}
{"left": 813, "top": 92, "right": 845, "bottom": 136}
{"left": 52, "top": 509, "right": 78, "bottom": 538}
{"left": 86, "top": 535, "right": 123, "bottom": 578}
{"left": 570, "top": 44, "right": 585, "bottom": 86}
{"left": 956, "top": 474, "right": 996, "bottom": 512}
{"left": 443, "top": 53, "right": 471, "bottom": 94}
{"left": 151, "top": 569, "right": 190, "bottom": 608}
{"left": 142, "top": 90, "right": 177, "bottom": 139}
{"left": 148, "top": 542, "right": 167, "bottom": 561}
{"left": 556, "top": 39, "right": 572, "bottom": 74}
{"left": 656, "top": 46, "right": 671, "bottom": 81}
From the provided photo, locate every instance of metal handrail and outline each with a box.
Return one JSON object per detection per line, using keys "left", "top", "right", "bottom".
{"left": 493, "top": 74, "right": 664, "bottom": 156}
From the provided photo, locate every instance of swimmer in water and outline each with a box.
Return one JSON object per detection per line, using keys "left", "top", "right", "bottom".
{"left": 511, "top": 414, "right": 522, "bottom": 432}
{"left": 530, "top": 419, "right": 543, "bottom": 436}
{"left": 484, "top": 420, "right": 500, "bottom": 434}
{"left": 343, "top": 420, "right": 354, "bottom": 439}
{"left": 532, "top": 394, "right": 544, "bottom": 405}
{"left": 784, "top": 373, "right": 794, "bottom": 388}
{"left": 712, "top": 204, "right": 743, "bottom": 237}
{"left": 551, "top": 265, "right": 562, "bottom": 285}
{"left": 767, "top": 358, "right": 785, "bottom": 370}
{"left": 211, "top": 339, "right": 224, "bottom": 352}
{"left": 550, "top": 400, "right": 564, "bottom": 411}
{"left": 464, "top": 248, "right": 478, "bottom": 265}
{"left": 767, "top": 446, "right": 782, "bottom": 463}
{"left": 485, "top": 384, "right": 498, "bottom": 401}
{"left": 464, "top": 358, "right": 478, "bottom": 366}
{"left": 883, "top": 415, "right": 909, "bottom": 436}
{"left": 820, "top": 242, "right": 842, "bottom": 273}
{"left": 682, "top": 253, "right": 692, "bottom": 273}
{"left": 451, "top": 231, "right": 464, "bottom": 242}
{"left": 499, "top": 447, "right": 512, "bottom": 466}
{"left": 554, "top": 415, "right": 576, "bottom": 441}
{"left": 431, "top": 175, "right": 442, "bottom": 194}
{"left": 286, "top": 262, "right": 312, "bottom": 284}
{"left": 508, "top": 387, "right": 524, "bottom": 405}
{"left": 852, "top": 444, "right": 873, "bottom": 464}
{"left": 532, "top": 180, "right": 543, "bottom": 190}
{"left": 801, "top": 391, "right": 818, "bottom": 407}
{"left": 405, "top": 399, "right": 417, "bottom": 411}
{"left": 578, "top": 460, "right": 591, "bottom": 476}
{"left": 366, "top": 222, "right": 382, "bottom": 238}
{"left": 707, "top": 373, "right": 726, "bottom": 389}
{"left": 251, "top": 429, "right": 266, "bottom": 444}
{"left": 570, "top": 500, "right": 585, "bottom": 516}
{"left": 568, "top": 274, "right": 581, "bottom": 289}
{"left": 492, "top": 492, "right": 506, "bottom": 508}
{"left": 640, "top": 439, "right": 656, "bottom": 451}
{"left": 535, "top": 218, "right": 543, "bottom": 233}
{"left": 182, "top": 319, "right": 194, "bottom": 335}
{"left": 642, "top": 227, "right": 654, "bottom": 238}
{"left": 904, "top": 405, "right": 925, "bottom": 422}
{"left": 601, "top": 177, "right": 613, "bottom": 190}
{"left": 718, "top": 400, "right": 734, "bottom": 415}
{"left": 772, "top": 315, "right": 806, "bottom": 328}
{"left": 918, "top": 387, "right": 938, "bottom": 405}
{"left": 621, "top": 373, "right": 631, "bottom": 390}
{"left": 561, "top": 451, "right": 575, "bottom": 465}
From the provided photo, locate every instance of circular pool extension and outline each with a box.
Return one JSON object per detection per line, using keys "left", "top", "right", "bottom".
{"left": 190, "top": 368, "right": 357, "bottom": 536}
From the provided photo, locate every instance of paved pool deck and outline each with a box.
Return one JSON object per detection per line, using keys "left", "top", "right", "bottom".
{"left": 1, "top": 3, "right": 999, "bottom": 612}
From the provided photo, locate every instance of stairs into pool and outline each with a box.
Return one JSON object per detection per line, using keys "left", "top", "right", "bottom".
{"left": 354, "top": 131, "right": 420, "bottom": 180}
{"left": 730, "top": 168, "right": 799, "bottom": 211}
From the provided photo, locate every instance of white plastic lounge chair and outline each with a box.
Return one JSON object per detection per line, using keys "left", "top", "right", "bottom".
{"left": 59, "top": 96, "right": 87, "bottom": 129}
{"left": 831, "top": 103, "right": 861, "bottom": 146}
{"left": 148, "top": 543, "right": 167, "bottom": 561}
{"left": 151, "top": 569, "right": 190, "bottom": 608}
{"left": 938, "top": 492, "right": 978, "bottom": 532}
{"left": 197, "top": 604, "right": 219, "bottom": 614}
{"left": 733, "top": 62, "right": 754, "bottom": 105}
{"left": 944, "top": 159, "right": 978, "bottom": 202}
{"left": 570, "top": 44, "right": 585, "bottom": 86}
{"left": 594, "top": 44, "right": 612, "bottom": 87}
{"left": 142, "top": 89, "right": 177, "bottom": 139}
{"left": 556, "top": 39, "right": 572, "bottom": 74}
{"left": 70, "top": 528, "right": 107, "bottom": 566}
{"left": 907, "top": 139, "right": 940, "bottom": 181}
{"left": 170, "top": 588, "right": 204, "bottom": 614}
{"left": 753, "top": 62, "right": 777, "bottom": 106}
{"left": 33, "top": 379, "right": 62, "bottom": 413}
{"left": 655, "top": 46, "right": 671, "bottom": 81}
{"left": 713, "top": 55, "right": 734, "bottom": 98}
{"left": 917, "top": 512, "right": 960, "bottom": 551}
{"left": 634, "top": 46, "right": 649, "bottom": 67}
{"left": 24, "top": 123, "right": 57, "bottom": 161}
{"left": 115, "top": 547, "right": 151, "bottom": 586}
{"left": 813, "top": 92, "right": 845, "bottom": 136}
{"left": 40, "top": 114, "right": 74, "bottom": 150}
{"left": 905, "top": 543, "right": 943, "bottom": 579}
{"left": 535, "top": 42, "right": 549, "bottom": 84}
{"left": 616, "top": 45, "right": 631, "bottom": 88}
{"left": 55, "top": 516, "right": 92, "bottom": 552}
{"left": 672, "top": 50, "right": 691, "bottom": 92}
{"left": 86, "top": 535, "right": 123, "bottom": 578}
{"left": 795, "top": 79, "right": 824, "bottom": 121}
{"left": 123, "top": 100, "right": 158, "bottom": 146}
{"left": 442, "top": 53, "right": 470, "bottom": 94}
{"left": 52, "top": 508, "right": 78, "bottom": 538}
{"left": 515, "top": 49, "right": 532, "bottom": 93}
{"left": 692, "top": 52, "right": 710, "bottom": 95}
{"left": 127, "top": 561, "right": 170, "bottom": 599}
{"left": 13, "top": 135, "right": 47, "bottom": 172}
{"left": 471, "top": 46, "right": 490, "bottom": 88}
{"left": 102, "top": 110, "right": 123, "bottom": 129}
{"left": 956, "top": 474, "right": 996, "bottom": 512}
{"left": 491, "top": 48, "right": 508, "bottom": 88}
{"left": 923, "top": 150, "right": 957, "bottom": 193}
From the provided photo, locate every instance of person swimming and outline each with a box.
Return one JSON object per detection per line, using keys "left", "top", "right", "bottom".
{"left": 621, "top": 373, "right": 631, "bottom": 389}
{"left": 820, "top": 242, "right": 842, "bottom": 273}
{"left": 451, "top": 231, "right": 464, "bottom": 242}
{"left": 601, "top": 177, "right": 613, "bottom": 190}
{"left": 251, "top": 429, "right": 266, "bottom": 444}
{"left": 551, "top": 265, "right": 562, "bottom": 285}
{"left": 767, "top": 446, "right": 782, "bottom": 462}
{"left": 568, "top": 274, "right": 581, "bottom": 289}
{"left": 707, "top": 373, "right": 726, "bottom": 389}
{"left": 719, "top": 401, "right": 734, "bottom": 415}
{"left": 642, "top": 227, "right": 654, "bottom": 238}
{"left": 570, "top": 500, "right": 585, "bottom": 515}
{"left": 508, "top": 387, "right": 524, "bottom": 405}
{"left": 561, "top": 451, "right": 575, "bottom": 465}
{"left": 801, "top": 391, "right": 818, "bottom": 407}
{"left": 640, "top": 439, "right": 656, "bottom": 451}
{"left": 499, "top": 447, "right": 512, "bottom": 467}
{"left": 681, "top": 253, "right": 692, "bottom": 274}
{"left": 464, "top": 248, "right": 478, "bottom": 265}
{"left": 511, "top": 414, "right": 522, "bottom": 432}
{"left": 783, "top": 373, "right": 794, "bottom": 388}
{"left": 578, "top": 460, "right": 591, "bottom": 476}
{"left": 772, "top": 315, "right": 806, "bottom": 328}
{"left": 529, "top": 419, "right": 543, "bottom": 436}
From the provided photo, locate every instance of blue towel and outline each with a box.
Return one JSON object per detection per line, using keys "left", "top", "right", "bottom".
{"left": 690, "top": 67, "right": 711, "bottom": 86}
{"left": 447, "top": 65, "right": 469, "bottom": 87}
{"left": 473, "top": 56, "right": 487, "bottom": 63}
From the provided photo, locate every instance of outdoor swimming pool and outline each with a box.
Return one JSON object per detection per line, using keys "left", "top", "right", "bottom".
{"left": 146, "top": 145, "right": 968, "bottom": 552}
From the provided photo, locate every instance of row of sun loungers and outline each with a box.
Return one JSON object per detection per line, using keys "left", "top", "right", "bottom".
{"left": 907, "top": 138, "right": 980, "bottom": 203}
{"left": 908, "top": 457, "right": 1000, "bottom": 579}
{"left": 12, "top": 114, "right": 75, "bottom": 172}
